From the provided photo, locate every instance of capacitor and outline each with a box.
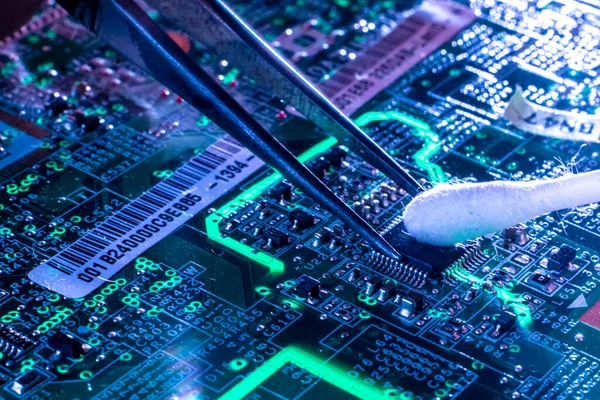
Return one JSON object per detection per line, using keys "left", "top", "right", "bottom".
{"left": 400, "top": 296, "right": 417, "bottom": 318}
{"left": 348, "top": 269, "right": 361, "bottom": 282}
{"left": 502, "top": 224, "right": 528, "bottom": 246}
{"left": 371, "top": 199, "right": 381, "bottom": 214}
{"left": 380, "top": 193, "right": 390, "bottom": 208}
{"left": 312, "top": 227, "right": 333, "bottom": 247}
{"left": 389, "top": 187, "right": 398, "bottom": 201}
{"left": 463, "top": 286, "right": 479, "bottom": 302}
{"left": 399, "top": 292, "right": 424, "bottom": 318}
{"left": 376, "top": 282, "right": 395, "bottom": 302}
{"left": 365, "top": 277, "right": 382, "bottom": 296}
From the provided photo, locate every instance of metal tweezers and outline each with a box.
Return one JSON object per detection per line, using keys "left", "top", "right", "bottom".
{"left": 58, "top": 0, "right": 422, "bottom": 259}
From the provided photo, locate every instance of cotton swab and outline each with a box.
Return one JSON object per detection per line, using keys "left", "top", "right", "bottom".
{"left": 403, "top": 170, "right": 600, "bottom": 246}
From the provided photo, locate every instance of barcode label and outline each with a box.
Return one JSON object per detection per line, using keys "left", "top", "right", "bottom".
{"left": 318, "top": 1, "right": 475, "bottom": 116}
{"left": 29, "top": 136, "right": 264, "bottom": 298}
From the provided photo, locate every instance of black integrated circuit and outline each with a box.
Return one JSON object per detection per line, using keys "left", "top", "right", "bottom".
{"left": 366, "top": 221, "right": 470, "bottom": 285}
{"left": 383, "top": 221, "right": 467, "bottom": 278}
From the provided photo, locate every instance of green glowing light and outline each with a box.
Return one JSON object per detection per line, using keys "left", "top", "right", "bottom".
{"left": 122, "top": 293, "right": 141, "bottom": 307}
{"left": 196, "top": 116, "right": 211, "bottom": 127}
{"left": 398, "top": 391, "right": 415, "bottom": 400}
{"left": 1, "top": 311, "right": 19, "bottom": 324}
{"left": 354, "top": 111, "right": 446, "bottom": 184}
{"left": 99, "top": 279, "right": 125, "bottom": 296}
{"left": 184, "top": 301, "right": 203, "bottom": 313}
{"left": 222, "top": 68, "right": 240, "bottom": 86}
{"left": 335, "top": 0, "right": 350, "bottom": 6}
{"left": 149, "top": 271, "right": 182, "bottom": 293}
{"left": 229, "top": 358, "right": 248, "bottom": 371}
{"left": 26, "top": 34, "right": 39, "bottom": 44}
{"left": 79, "top": 370, "right": 93, "bottom": 380}
{"left": 448, "top": 266, "right": 533, "bottom": 328}
{"left": 282, "top": 299, "right": 301, "bottom": 310}
{"left": 37, "top": 62, "right": 54, "bottom": 73}
{"left": 205, "top": 137, "right": 337, "bottom": 275}
{"left": 153, "top": 169, "right": 173, "bottom": 179}
{"left": 21, "top": 74, "right": 36, "bottom": 85}
{"left": 207, "top": 109, "right": 444, "bottom": 273}
{"left": 255, "top": 286, "right": 272, "bottom": 296}
{"left": 471, "top": 361, "right": 484, "bottom": 370}
{"left": 219, "top": 346, "right": 388, "bottom": 400}
{"left": 146, "top": 306, "right": 165, "bottom": 317}
{"left": 135, "top": 257, "right": 160, "bottom": 271}
{"left": 36, "top": 306, "right": 49, "bottom": 315}
{"left": 427, "top": 308, "right": 448, "bottom": 319}
{"left": 37, "top": 307, "right": 73, "bottom": 333}
{"left": 47, "top": 293, "right": 60, "bottom": 302}
{"left": 57, "top": 364, "right": 69, "bottom": 374}
{"left": 20, "top": 358, "right": 36, "bottom": 373}
{"left": 357, "top": 294, "right": 377, "bottom": 306}
{"left": 112, "top": 103, "right": 125, "bottom": 112}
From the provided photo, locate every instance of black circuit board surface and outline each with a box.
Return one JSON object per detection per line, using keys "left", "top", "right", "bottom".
{"left": 1, "top": 0, "right": 600, "bottom": 399}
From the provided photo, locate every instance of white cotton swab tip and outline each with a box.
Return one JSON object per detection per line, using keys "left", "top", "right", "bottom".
{"left": 403, "top": 170, "right": 600, "bottom": 247}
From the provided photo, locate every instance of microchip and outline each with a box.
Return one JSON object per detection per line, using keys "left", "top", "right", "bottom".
{"left": 309, "top": 158, "right": 331, "bottom": 179}
{"left": 382, "top": 222, "right": 467, "bottom": 277}
{"left": 47, "top": 96, "right": 69, "bottom": 116}
{"left": 288, "top": 208, "right": 317, "bottom": 230}
{"left": 547, "top": 245, "right": 576, "bottom": 272}
{"left": 293, "top": 276, "right": 321, "bottom": 299}
{"left": 48, "top": 331, "right": 91, "bottom": 359}
{"left": 269, "top": 181, "right": 293, "bottom": 201}
{"left": 324, "top": 146, "right": 348, "bottom": 167}
{"left": 263, "top": 227, "right": 291, "bottom": 248}
{"left": 493, "top": 311, "right": 517, "bottom": 336}
{"left": 528, "top": 273, "right": 556, "bottom": 293}
{"left": 0, "top": 324, "right": 37, "bottom": 361}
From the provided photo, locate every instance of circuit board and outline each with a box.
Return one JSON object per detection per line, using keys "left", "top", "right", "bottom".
{"left": 1, "top": 0, "right": 600, "bottom": 398}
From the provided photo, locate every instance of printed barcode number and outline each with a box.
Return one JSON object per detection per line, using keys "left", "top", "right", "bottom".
{"left": 319, "top": 14, "right": 425, "bottom": 97}
{"left": 46, "top": 137, "right": 243, "bottom": 275}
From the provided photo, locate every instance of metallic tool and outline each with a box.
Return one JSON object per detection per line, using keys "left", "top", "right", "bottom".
{"left": 146, "top": 0, "right": 422, "bottom": 197}
{"left": 57, "top": 0, "right": 418, "bottom": 259}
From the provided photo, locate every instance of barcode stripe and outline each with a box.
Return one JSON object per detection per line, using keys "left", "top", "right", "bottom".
{"left": 36, "top": 137, "right": 245, "bottom": 275}
{"left": 317, "top": 1, "right": 475, "bottom": 115}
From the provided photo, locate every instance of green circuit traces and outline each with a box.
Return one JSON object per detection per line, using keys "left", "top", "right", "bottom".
{"left": 206, "top": 137, "right": 338, "bottom": 275}
{"left": 207, "top": 111, "right": 443, "bottom": 273}
{"left": 354, "top": 111, "right": 447, "bottom": 184}
{"left": 447, "top": 267, "right": 533, "bottom": 328}
{"left": 219, "top": 346, "right": 390, "bottom": 400}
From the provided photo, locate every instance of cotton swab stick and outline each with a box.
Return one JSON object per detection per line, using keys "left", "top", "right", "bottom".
{"left": 403, "top": 170, "right": 600, "bottom": 246}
